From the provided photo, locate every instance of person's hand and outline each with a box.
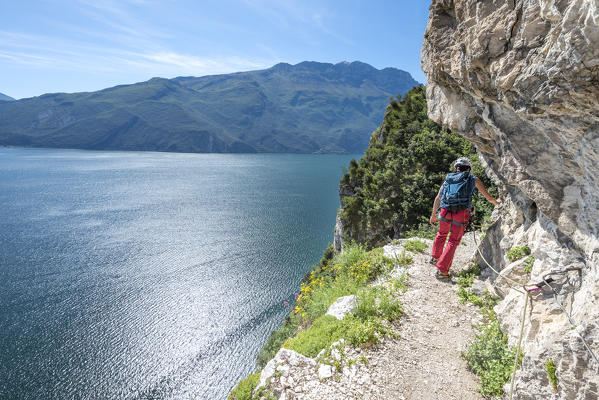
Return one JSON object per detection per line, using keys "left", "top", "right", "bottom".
{"left": 430, "top": 214, "right": 437, "bottom": 225}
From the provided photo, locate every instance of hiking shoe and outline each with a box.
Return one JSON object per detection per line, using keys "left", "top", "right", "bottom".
{"left": 429, "top": 257, "right": 438, "bottom": 266}
{"left": 435, "top": 270, "right": 451, "bottom": 280}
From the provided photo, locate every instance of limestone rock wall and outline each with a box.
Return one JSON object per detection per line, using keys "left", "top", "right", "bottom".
{"left": 422, "top": 0, "right": 599, "bottom": 398}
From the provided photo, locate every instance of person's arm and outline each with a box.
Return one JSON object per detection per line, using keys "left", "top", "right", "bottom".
{"left": 430, "top": 186, "right": 442, "bottom": 225}
{"left": 475, "top": 177, "right": 501, "bottom": 206}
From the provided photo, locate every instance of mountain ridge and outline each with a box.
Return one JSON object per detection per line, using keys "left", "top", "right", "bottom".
{"left": 0, "top": 61, "right": 418, "bottom": 154}
{"left": 0, "top": 92, "right": 14, "bottom": 101}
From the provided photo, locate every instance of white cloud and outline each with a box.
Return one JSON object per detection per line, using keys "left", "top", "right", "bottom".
{"left": 0, "top": 25, "right": 275, "bottom": 78}
{"left": 125, "top": 51, "right": 274, "bottom": 75}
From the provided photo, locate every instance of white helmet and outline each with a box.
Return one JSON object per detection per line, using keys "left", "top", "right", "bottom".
{"left": 453, "top": 157, "right": 472, "bottom": 168}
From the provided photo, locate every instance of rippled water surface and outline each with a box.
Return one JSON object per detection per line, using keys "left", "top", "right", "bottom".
{"left": 0, "top": 148, "right": 356, "bottom": 399}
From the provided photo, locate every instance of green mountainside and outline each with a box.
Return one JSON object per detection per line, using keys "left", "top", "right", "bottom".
{"left": 0, "top": 93, "right": 14, "bottom": 101}
{"left": 0, "top": 62, "right": 417, "bottom": 153}
{"left": 339, "top": 85, "right": 497, "bottom": 247}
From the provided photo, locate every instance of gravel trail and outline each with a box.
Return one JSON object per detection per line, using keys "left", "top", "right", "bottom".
{"left": 372, "top": 233, "right": 483, "bottom": 400}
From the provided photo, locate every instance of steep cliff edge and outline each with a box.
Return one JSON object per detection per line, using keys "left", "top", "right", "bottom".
{"left": 422, "top": 1, "right": 599, "bottom": 398}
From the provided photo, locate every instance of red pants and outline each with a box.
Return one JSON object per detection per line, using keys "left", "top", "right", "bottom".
{"left": 432, "top": 208, "right": 470, "bottom": 274}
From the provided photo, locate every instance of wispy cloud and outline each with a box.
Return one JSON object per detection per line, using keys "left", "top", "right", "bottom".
{"left": 124, "top": 51, "right": 273, "bottom": 76}
{"left": 74, "top": 0, "right": 175, "bottom": 43}
{"left": 0, "top": 0, "right": 276, "bottom": 81}
{"left": 241, "top": 0, "right": 355, "bottom": 47}
{"left": 0, "top": 28, "right": 273, "bottom": 78}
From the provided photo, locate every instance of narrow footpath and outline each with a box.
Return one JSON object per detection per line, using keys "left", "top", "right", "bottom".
{"left": 372, "top": 233, "right": 483, "bottom": 400}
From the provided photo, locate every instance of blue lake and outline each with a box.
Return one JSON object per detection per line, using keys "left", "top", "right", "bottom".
{"left": 0, "top": 147, "right": 357, "bottom": 399}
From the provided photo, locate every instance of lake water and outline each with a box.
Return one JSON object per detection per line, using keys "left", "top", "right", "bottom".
{"left": 0, "top": 147, "right": 356, "bottom": 399}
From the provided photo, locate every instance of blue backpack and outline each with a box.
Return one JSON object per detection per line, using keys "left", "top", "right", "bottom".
{"left": 439, "top": 171, "right": 476, "bottom": 210}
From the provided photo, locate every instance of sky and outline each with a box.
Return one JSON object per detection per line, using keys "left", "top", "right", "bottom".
{"left": 0, "top": 1, "right": 431, "bottom": 99}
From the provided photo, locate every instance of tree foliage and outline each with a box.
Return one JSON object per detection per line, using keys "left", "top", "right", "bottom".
{"left": 339, "top": 85, "right": 496, "bottom": 247}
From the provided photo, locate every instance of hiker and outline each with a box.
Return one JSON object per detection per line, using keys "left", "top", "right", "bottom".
{"left": 429, "top": 157, "right": 500, "bottom": 279}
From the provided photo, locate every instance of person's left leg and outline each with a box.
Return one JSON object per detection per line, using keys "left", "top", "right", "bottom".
{"left": 437, "top": 209, "right": 469, "bottom": 274}
{"left": 432, "top": 208, "right": 451, "bottom": 260}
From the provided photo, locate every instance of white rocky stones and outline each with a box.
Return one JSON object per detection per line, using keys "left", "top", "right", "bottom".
{"left": 422, "top": 1, "right": 599, "bottom": 398}
{"left": 469, "top": 279, "right": 490, "bottom": 297}
{"left": 254, "top": 343, "right": 376, "bottom": 400}
{"left": 325, "top": 295, "right": 356, "bottom": 320}
{"left": 317, "top": 364, "right": 333, "bottom": 379}
{"left": 256, "top": 348, "right": 316, "bottom": 393}
{"left": 493, "top": 257, "right": 532, "bottom": 298}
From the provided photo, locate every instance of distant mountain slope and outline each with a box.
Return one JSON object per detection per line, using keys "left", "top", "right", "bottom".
{"left": 0, "top": 62, "right": 417, "bottom": 153}
{"left": 0, "top": 93, "right": 14, "bottom": 101}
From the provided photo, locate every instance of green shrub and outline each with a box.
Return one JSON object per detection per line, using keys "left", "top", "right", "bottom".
{"left": 403, "top": 240, "right": 428, "bottom": 254}
{"left": 285, "top": 267, "right": 404, "bottom": 359}
{"left": 301, "top": 273, "right": 360, "bottom": 321}
{"left": 228, "top": 373, "right": 260, "bottom": 400}
{"left": 392, "top": 250, "right": 413, "bottom": 267}
{"left": 506, "top": 245, "right": 531, "bottom": 262}
{"left": 457, "top": 288, "right": 497, "bottom": 309}
{"left": 523, "top": 255, "right": 535, "bottom": 274}
{"left": 338, "top": 85, "right": 497, "bottom": 247}
{"left": 256, "top": 243, "right": 398, "bottom": 384}
{"left": 284, "top": 313, "right": 397, "bottom": 358}
{"left": 296, "top": 245, "right": 393, "bottom": 321}
{"left": 456, "top": 273, "right": 475, "bottom": 288}
{"left": 457, "top": 287, "right": 482, "bottom": 306}
{"left": 256, "top": 319, "right": 297, "bottom": 369}
{"left": 546, "top": 359, "right": 558, "bottom": 392}
{"left": 403, "top": 223, "right": 437, "bottom": 240}
{"left": 334, "top": 243, "right": 369, "bottom": 270}
{"left": 376, "top": 289, "right": 404, "bottom": 320}
{"left": 284, "top": 315, "right": 345, "bottom": 357}
{"left": 343, "top": 315, "right": 392, "bottom": 347}
{"left": 354, "top": 286, "right": 403, "bottom": 321}
{"left": 460, "top": 262, "right": 482, "bottom": 277}
{"left": 318, "top": 243, "right": 336, "bottom": 268}
{"left": 463, "top": 314, "right": 523, "bottom": 397}
{"left": 455, "top": 262, "right": 482, "bottom": 290}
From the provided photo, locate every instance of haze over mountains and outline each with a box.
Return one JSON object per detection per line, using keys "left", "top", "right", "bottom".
{"left": 0, "top": 62, "right": 417, "bottom": 153}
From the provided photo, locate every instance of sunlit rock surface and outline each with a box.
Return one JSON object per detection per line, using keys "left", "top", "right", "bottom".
{"left": 422, "top": 0, "right": 599, "bottom": 398}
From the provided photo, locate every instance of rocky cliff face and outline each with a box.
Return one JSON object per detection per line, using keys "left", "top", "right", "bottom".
{"left": 422, "top": 0, "right": 599, "bottom": 398}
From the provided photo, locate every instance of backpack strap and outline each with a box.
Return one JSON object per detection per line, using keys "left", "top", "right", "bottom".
{"left": 466, "top": 174, "right": 476, "bottom": 209}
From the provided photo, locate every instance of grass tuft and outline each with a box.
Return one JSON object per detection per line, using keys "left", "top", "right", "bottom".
{"left": 283, "top": 315, "right": 346, "bottom": 357}
{"left": 403, "top": 240, "right": 428, "bottom": 254}
{"left": 392, "top": 250, "right": 413, "bottom": 267}
{"left": 227, "top": 373, "right": 260, "bottom": 400}
{"left": 546, "top": 359, "right": 558, "bottom": 392}
{"left": 456, "top": 262, "right": 481, "bottom": 290}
